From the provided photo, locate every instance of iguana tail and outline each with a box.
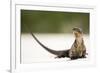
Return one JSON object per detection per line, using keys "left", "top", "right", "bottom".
{"left": 30, "top": 32, "right": 62, "bottom": 55}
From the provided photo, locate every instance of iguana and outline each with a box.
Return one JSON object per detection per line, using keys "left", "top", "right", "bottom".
{"left": 29, "top": 27, "right": 87, "bottom": 60}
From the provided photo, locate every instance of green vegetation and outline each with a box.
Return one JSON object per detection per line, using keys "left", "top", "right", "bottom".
{"left": 21, "top": 10, "right": 89, "bottom": 34}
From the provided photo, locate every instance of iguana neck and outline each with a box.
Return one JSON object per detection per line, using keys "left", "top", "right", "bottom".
{"left": 75, "top": 36, "right": 83, "bottom": 45}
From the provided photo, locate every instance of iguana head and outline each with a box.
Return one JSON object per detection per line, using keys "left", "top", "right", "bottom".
{"left": 72, "top": 27, "right": 83, "bottom": 38}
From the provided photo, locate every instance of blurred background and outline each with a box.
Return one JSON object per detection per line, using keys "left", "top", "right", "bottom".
{"left": 21, "top": 10, "right": 89, "bottom": 34}
{"left": 21, "top": 10, "right": 90, "bottom": 63}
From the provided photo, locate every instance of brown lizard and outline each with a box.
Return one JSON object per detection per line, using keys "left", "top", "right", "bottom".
{"left": 28, "top": 27, "right": 87, "bottom": 60}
